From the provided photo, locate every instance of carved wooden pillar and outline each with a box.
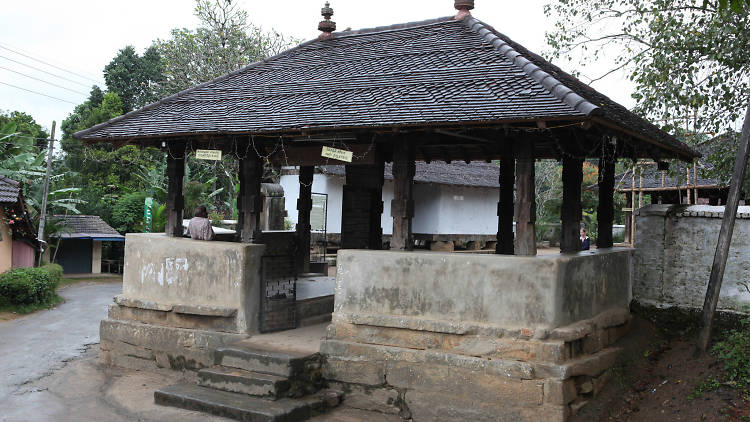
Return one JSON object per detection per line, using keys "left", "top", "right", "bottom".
{"left": 514, "top": 139, "right": 536, "bottom": 256}
{"left": 239, "top": 154, "right": 264, "bottom": 244}
{"left": 166, "top": 147, "right": 185, "bottom": 237}
{"left": 597, "top": 142, "right": 616, "bottom": 248}
{"left": 297, "top": 166, "right": 314, "bottom": 273}
{"left": 561, "top": 157, "right": 584, "bottom": 253}
{"left": 391, "top": 140, "right": 416, "bottom": 251}
{"left": 341, "top": 161, "right": 384, "bottom": 250}
{"left": 496, "top": 152, "right": 515, "bottom": 255}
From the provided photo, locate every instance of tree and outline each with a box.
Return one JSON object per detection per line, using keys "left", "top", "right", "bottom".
{"left": 544, "top": 0, "right": 750, "bottom": 135}
{"left": 155, "top": 0, "right": 297, "bottom": 94}
{"left": 0, "top": 110, "right": 49, "bottom": 148}
{"left": 104, "top": 45, "right": 165, "bottom": 112}
{"left": 60, "top": 88, "right": 165, "bottom": 225}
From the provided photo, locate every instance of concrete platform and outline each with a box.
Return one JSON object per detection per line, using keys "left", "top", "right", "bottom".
{"left": 232, "top": 323, "right": 327, "bottom": 357}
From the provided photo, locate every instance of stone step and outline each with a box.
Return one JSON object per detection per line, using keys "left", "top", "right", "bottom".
{"left": 198, "top": 366, "right": 290, "bottom": 399}
{"left": 155, "top": 383, "right": 341, "bottom": 422}
{"left": 215, "top": 346, "right": 313, "bottom": 378}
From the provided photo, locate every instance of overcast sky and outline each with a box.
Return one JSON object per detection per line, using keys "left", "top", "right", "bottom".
{"left": 0, "top": 0, "right": 634, "bottom": 137}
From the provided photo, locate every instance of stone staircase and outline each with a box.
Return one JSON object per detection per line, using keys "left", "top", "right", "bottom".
{"left": 155, "top": 342, "right": 341, "bottom": 421}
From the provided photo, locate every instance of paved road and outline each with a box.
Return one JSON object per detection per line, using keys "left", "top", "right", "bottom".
{"left": 0, "top": 281, "right": 121, "bottom": 402}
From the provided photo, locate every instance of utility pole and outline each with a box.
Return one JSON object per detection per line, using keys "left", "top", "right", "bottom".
{"left": 36, "top": 121, "right": 55, "bottom": 266}
{"left": 696, "top": 98, "right": 750, "bottom": 354}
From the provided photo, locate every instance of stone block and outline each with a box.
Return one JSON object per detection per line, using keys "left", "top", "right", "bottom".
{"left": 543, "top": 379, "right": 577, "bottom": 405}
{"left": 329, "top": 382, "right": 401, "bottom": 415}
{"left": 429, "top": 241, "right": 454, "bottom": 252}
{"left": 404, "top": 390, "right": 567, "bottom": 422}
{"left": 100, "top": 319, "right": 246, "bottom": 371}
{"left": 323, "top": 357, "right": 386, "bottom": 386}
{"left": 385, "top": 361, "right": 542, "bottom": 406}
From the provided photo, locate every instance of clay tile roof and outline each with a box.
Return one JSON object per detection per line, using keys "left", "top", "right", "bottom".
{"left": 0, "top": 175, "right": 21, "bottom": 205}
{"left": 74, "top": 15, "right": 696, "bottom": 161}
{"left": 51, "top": 215, "right": 124, "bottom": 239}
{"left": 320, "top": 161, "right": 500, "bottom": 188}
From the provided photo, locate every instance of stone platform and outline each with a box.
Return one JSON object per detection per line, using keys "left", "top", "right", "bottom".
{"left": 321, "top": 248, "right": 634, "bottom": 421}
{"left": 100, "top": 233, "right": 334, "bottom": 376}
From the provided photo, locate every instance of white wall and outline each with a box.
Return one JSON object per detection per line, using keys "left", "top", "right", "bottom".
{"left": 280, "top": 172, "right": 344, "bottom": 233}
{"left": 282, "top": 171, "right": 500, "bottom": 236}
{"left": 634, "top": 204, "right": 750, "bottom": 313}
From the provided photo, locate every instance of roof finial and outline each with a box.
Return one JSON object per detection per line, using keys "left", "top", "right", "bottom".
{"left": 318, "top": 2, "right": 336, "bottom": 40}
{"left": 454, "top": 0, "right": 474, "bottom": 20}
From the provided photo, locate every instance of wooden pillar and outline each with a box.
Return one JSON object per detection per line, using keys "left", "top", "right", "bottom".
{"left": 166, "top": 150, "right": 185, "bottom": 237}
{"left": 341, "top": 162, "right": 384, "bottom": 250}
{"left": 296, "top": 166, "right": 314, "bottom": 273}
{"left": 496, "top": 154, "right": 515, "bottom": 255}
{"left": 561, "top": 157, "right": 583, "bottom": 253}
{"left": 514, "top": 139, "right": 536, "bottom": 256}
{"left": 239, "top": 154, "right": 263, "bottom": 243}
{"left": 624, "top": 194, "right": 632, "bottom": 244}
{"left": 391, "top": 140, "right": 416, "bottom": 251}
{"left": 597, "top": 148, "right": 616, "bottom": 248}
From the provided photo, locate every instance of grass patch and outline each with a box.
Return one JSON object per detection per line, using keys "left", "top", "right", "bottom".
{"left": 0, "top": 293, "right": 63, "bottom": 315}
{"left": 688, "top": 376, "right": 721, "bottom": 401}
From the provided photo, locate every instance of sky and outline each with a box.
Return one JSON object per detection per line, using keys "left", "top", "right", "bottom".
{"left": 0, "top": 0, "right": 635, "bottom": 138}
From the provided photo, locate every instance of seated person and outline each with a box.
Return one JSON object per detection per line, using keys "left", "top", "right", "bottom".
{"left": 188, "top": 205, "right": 215, "bottom": 240}
{"left": 580, "top": 228, "right": 590, "bottom": 251}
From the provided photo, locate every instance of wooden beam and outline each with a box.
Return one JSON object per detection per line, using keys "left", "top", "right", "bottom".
{"left": 165, "top": 150, "right": 185, "bottom": 237}
{"left": 239, "top": 154, "right": 263, "bottom": 243}
{"left": 696, "top": 100, "right": 750, "bottom": 354}
{"left": 269, "top": 145, "right": 376, "bottom": 166}
{"left": 515, "top": 139, "right": 536, "bottom": 256}
{"left": 561, "top": 157, "right": 583, "bottom": 253}
{"left": 391, "top": 139, "right": 416, "bottom": 251}
{"left": 597, "top": 141, "right": 616, "bottom": 248}
{"left": 497, "top": 153, "right": 515, "bottom": 255}
{"left": 296, "top": 166, "right": 314, "bottom": 273}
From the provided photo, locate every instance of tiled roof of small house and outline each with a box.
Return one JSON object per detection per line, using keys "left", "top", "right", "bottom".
{"left": 73, "top": 14, "right": 696, "bottom": 160}
{"left": 51, "top": 215, "right": 124, "bottom": 239}
{"left": 320, "top": 161, "right": 500, "bottom": 188}
{"left": 0, "top": 175, "right": 21, "bottom": 205}
{"left": 617, "top": 134, "right": 735, "bottom": 191}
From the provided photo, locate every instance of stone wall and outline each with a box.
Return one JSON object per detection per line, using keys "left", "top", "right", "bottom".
{"left": 634, "top": 204, "right": 750, "bottom": 312}
{"left": 100, "top": 233, "right": 264, "bottom": 374}
{"left": 322, "top": 249, "right": 633, "bottom": 421}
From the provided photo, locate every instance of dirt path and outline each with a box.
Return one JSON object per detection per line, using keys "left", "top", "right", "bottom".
{"left": 573, "top": 316, "right": 750, "bottom": 421}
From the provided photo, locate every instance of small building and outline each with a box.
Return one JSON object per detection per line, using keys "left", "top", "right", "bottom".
{"left": 74, "top": 1, "right": 699, "bottom": 420}
{"left": 0, "top": 175, "right": 37, "bottom": 271}
{"left": 50, "top": 215, "right": 124, "bottom": 274}
{"left": 280, "top": 161, "right": 501, "bottom": 247}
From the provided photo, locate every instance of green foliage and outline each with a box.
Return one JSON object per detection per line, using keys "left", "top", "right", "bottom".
{"left": 712, "top": 313, "right": 750, "bottom": 387}
{"left": 111, "top": 192, "right": 148, "bottom": 233}
{"left": 544, "top": 0, "right": 750, "bottom": 135}
{"left": 104, "top": 45, "right": 165, "bottom": 112}
{"left": 0, "top": 267, "right": 60, "bottom": 306}
{"left": 154, "top": 0, "right": 297, "bottom": 94}
{"left": 0, "top": 122, "right": 45, "bottom": 183}
{"left": 152, "top": 203, "right": 167, "bottom": 233}
{"left": 40, "top": 263, "right": 63, "bottom": 282}
{"left": 0, "top": 110, "right": 48, "bottom": 147}
{"left": 688, "top": 376, "right": 721, "bottom": 400}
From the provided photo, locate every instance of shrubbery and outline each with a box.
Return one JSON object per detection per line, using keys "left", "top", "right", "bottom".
{"left": 712, "top": 313, "right": 750, "bottom": 387}
{"left": 0, "top": 266, "right": 61, "bottom": 307}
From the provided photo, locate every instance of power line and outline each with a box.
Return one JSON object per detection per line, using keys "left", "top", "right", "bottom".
{"left": 0, "top": 43, "right": 103, "bottom": 86}
{"left": 0, "top": 54, "right": 93, "bottom": 89}
{"left": 0, "top": 81, "right": 78, "bottom": 105}
{"left": 0, "top": 65, "right": 88, "bottom": 96}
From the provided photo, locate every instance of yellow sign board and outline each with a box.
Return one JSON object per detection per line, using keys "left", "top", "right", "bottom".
{"left": 195, "top": 149, "right": 222, "bottom": 160}
{"left": 321, "top": 146, "right": 353, "bottom": 163}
